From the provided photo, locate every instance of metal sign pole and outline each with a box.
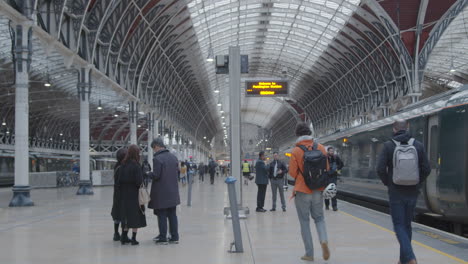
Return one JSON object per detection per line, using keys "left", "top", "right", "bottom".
{"left": 229, "top": 46, "right": 242, "bottom": 207}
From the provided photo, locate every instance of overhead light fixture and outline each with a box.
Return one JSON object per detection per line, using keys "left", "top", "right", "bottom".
{"left": 204, "top": 136, "right": 207, "bottom": 139}
{"left": 62, "top": 139, "right": 66, "bottom": 143}
{"left": 220, "top": 110, "right": 224, "bottom": 113}
{"left": 137, "top": 125, "right": 141, "bottom": 128}
{"left": 214, "top": 89, "right": 220, "bottom": 93}
{"left": 44, "top": 82, "right": 51, "bottom": 87}
{"left": 217, "top": 103, "right": 222, "bottom": 107}
{"left": 49, "top": 138, "right": 53, "bottom": 141}
{"left": 6, "top": 130, "right": 10, "bottom": 135}
{"left": 59, "top": 133, "right": 63, "bottom": 136}
{"left": 114, "top": 114, "right": 119, "bottom": 117}
{"left": 97, "top": 100, "right": 102, "bottom": 110}
{"left": 1, "top": 120, "right": 5, "bottom": 126}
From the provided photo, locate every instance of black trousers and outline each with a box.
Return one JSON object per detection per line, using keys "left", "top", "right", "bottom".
{"left": 324, "top": 197, "right": 337, "bottom": 208}
{"left": 256, "top": 184, "right": 267, "bottom": 209}
{"left": 210, "top": 172, "right": 215, "bottom": 184}
{"left": 154, "top": 207, "right": 178, "bottom": 240}
{"left": 199, "top": 172, "right": 204, "bottom": 182}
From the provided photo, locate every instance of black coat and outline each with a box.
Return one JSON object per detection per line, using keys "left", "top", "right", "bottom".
{"left": 148, "top": 149, "right": 180, "bottom": 210}
{"left": 118, "top": 161, "right": 147, "bottom": 228}
{"left": 111, "top": 165, "right": 122, "bottom": 221}
{"left": 376, "top": 130, "right": 431, "bottom": 196}
{"left": 327, "top": 154, "right": 344, "bottom": 183}
{"left": 268, "top": 159, "right": 288, "bottom": 179}
{"left": 255, "top": 160, "right": 269, "bottom": 185}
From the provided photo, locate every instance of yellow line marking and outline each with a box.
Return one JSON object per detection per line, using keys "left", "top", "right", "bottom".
{"left": 339, "top": 211, "right": 468, "bottom": 264}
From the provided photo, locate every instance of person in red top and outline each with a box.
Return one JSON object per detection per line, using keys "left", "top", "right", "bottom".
{"left": 289, "top": 122, "right": 330, "bottom": 262}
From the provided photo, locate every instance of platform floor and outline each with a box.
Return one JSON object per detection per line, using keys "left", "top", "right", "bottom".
{"left": 1, "top": 177, "right": 467, "bottom": 264}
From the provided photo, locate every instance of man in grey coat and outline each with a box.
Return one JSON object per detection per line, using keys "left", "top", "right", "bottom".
{"left": 147, "top": 138, "right": 180, "bottom": 245}
{"left": 255, "top": 151, "right": 269, "bottom": 212}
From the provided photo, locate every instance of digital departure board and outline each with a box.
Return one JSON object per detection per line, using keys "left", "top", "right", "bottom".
{"left": 245, "top": 81, "right": 288, "bottom": 97}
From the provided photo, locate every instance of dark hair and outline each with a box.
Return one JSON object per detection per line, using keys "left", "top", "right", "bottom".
{"left": 244, "top": 160, "right": 247, "bottom": 162}
{"left": 273, "top": 151, "right": 279, "bottom": 155}
{"left": 115, "top": 147, "right": 128, "bottom": 169}
{"left": 151, "top": 137, "right": 165, "bottom": 149}
{"left": 327, "top": 147, "right": 334, "bottom": 151}
{"left": 181, "top": 161, "right": 185, "bottom": 166}
{"left": 122, "top": 144, "right": 140, "bottom": 164}
{"left": 259, "top": 151, "right": 265, "bottom": 158}
{"left": 295, "top": 122, "right": 312, "bottom": 136}
{"left": 393, "top": 119, "right": 408, "bottom": 132}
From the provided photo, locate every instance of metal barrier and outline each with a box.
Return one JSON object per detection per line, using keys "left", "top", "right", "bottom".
{"left": 225, "top": 176, "right": 243, "bottom": 253}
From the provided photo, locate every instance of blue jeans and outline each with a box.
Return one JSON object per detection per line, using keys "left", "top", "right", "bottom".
{"left": 155, "top": 207, "right": 179, "bottom": 240}
{"left": 389, "top": 194, "right": 417, "bottom": 263}
{"left": 295, "top": 191, "right": 328, "bottom": 257}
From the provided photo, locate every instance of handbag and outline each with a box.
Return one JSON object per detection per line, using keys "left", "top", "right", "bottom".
{"left": 138, "top": 184, "right": 150, "bottom": 206}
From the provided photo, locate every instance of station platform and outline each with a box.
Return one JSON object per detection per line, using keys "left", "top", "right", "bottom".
{"left": 0, "top": 178, "right": 467, "bottom": 264}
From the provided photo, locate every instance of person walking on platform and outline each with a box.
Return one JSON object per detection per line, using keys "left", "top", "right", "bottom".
{"left": 255, "top": 151, "right": 268, "bottom": 212}
{"left": 324, "top": 147, "right": 343, "bottom": 211}
{"left": 377, "top": 120, "right": 431, "bottom": 264}
{"left": 198, "top": 162, "right": 205, "bottom": 182}
{"left": 111, "top": 147, "right": 127, "bottom": 242}
{"left": 268, "top": 152, "right": 288, "bottom": 212}
{"left": 118, "top": 145, "right": 147, "bottom": 245}
{"left": 141, "top": 159, "right": 152, "bottom": 187}
{"left": 148, "top": 138, "right": 181, "bottom": 245}
{"left": 180, "top": 162, "right": 187, "bottom": 186}
{"left": 208, "top": 158, "right": 217, "bottom": 185}
{"left": 242, "top": 160, "right": 252, "bottom": 185}
{"left": 289, "top": 122, "right": 330, "bottom": 262}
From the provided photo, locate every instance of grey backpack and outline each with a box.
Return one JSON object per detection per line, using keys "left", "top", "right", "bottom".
{"left": 392, "top": 138, "right": 420, "bottom": 185}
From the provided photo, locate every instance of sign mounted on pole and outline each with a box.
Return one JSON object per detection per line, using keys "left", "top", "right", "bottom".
{"left": 245, "top": 81, "right": 288, "bottom": 97}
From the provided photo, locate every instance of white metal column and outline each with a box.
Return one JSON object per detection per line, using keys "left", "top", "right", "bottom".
{"left": 129, "top": 102, "right": 138, "bottom": 145}
{"left": 147, "top": 112, "right": 154, "bottom": 164}
{"left": 77, "top": 68, "right": 93, "bottom": 195}
{"left": 9, "top": 23, "right": 34, "bottom": 206}
{"left": 229, "top": 46, "right": 243, "bottom": 206}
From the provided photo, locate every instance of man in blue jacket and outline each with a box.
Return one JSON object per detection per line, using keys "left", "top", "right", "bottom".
{"left": 255, "top": 151, "right": 268, "bottom": 212}
{"left": 377, "top": 120, "right": 431, "bottom": 264}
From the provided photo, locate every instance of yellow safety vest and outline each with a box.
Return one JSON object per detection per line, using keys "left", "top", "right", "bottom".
{"left": 242, "top": 162, "right": 250, "bottom": 173}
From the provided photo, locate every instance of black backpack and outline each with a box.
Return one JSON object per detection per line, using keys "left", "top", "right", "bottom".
{"left": 298, "top": 142, "right": 328, "bottom": 190}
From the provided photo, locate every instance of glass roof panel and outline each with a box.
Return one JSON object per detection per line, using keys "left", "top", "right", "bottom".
{"left": 187, "top": 0, "right": 361, "bottom": 127}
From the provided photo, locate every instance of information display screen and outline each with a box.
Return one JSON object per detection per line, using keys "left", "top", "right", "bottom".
{"left": 245, "top": 81, "right": 288, "bottom": 97}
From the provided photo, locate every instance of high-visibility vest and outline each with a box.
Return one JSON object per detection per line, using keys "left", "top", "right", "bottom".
{"left": 242, "top": 162, "right": 250, "bottom": 173}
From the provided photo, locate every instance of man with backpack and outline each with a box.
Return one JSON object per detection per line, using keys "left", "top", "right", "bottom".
{"left": 377, "top": 120, "right": 431, "bottom": 264}
{"left": 289, "top": 122, "right": 330, "bottom": 262}
{"left": 325, "top": 147, "right": 343, "bottom": 211}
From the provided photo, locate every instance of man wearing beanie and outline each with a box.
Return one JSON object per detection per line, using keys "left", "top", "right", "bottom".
{"left": 289, "top": 122, "right": 330, "bottom": 262}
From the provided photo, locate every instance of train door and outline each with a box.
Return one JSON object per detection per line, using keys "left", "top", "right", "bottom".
{"left": 425, "top": 115, "right": 442, "bottom": 214}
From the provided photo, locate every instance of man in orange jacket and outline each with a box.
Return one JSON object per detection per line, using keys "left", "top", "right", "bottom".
{"left": 289, "top": 122, "right": 330, "bottom": 262}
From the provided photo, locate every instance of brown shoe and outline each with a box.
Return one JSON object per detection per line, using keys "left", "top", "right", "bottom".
{"left": 321, "top": 242, "right": 330, "bottom": 260}
{"left": 300, "top": 255, "right": 314, "bottom": 261}
{"left": 407, "top": 260, "right": 417, "bottom": 264}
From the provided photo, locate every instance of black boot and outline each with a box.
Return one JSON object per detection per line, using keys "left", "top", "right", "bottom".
{"left": 131, "top": 232, "right": 139, "bottom": 245}
{"left": 120, "top": 230, "right": 131, "bottom": 245}
{"left": 113, "top": 223, "right": 121, "bottom": 241}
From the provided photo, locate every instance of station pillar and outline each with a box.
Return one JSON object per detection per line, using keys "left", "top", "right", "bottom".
{"left": 9, "top": 23, "right": 34, "bottom": 207}
{"left": 147, "top": 112, "right": 154, "bottom": 164}
{"left": 77, "top": 68, "right": 93, "bottom": 195}
{"left": 129, "top": 102, "right": 138, "bottom": 145}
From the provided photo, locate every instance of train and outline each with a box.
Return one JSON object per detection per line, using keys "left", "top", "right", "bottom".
{"left": 0, "top": 151, "right": 116, "bottom": 186}
{"left": 317, "top": 85, "right": 468, "bottom": 231}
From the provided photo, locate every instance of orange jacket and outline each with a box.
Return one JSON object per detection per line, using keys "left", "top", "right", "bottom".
{"left": 289, "top": 136, "right": 329, "bottom": 194}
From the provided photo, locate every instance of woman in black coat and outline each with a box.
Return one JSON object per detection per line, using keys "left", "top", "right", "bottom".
{"left": 111, "top": 147, "right": 127, "bottom": 242}
{"left": 119, "top": 144, "right": 147, "bottom": 245}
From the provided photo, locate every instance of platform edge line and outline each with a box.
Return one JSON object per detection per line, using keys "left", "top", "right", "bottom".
{"left": 339, "top": 211, "right": 468, "bottom": 264}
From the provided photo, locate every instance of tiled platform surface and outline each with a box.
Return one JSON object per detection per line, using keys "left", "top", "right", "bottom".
{"left": 1, "top": 177, "right": 467, "bottom": 264}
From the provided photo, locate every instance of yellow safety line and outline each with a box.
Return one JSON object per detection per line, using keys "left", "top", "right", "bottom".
{"left": 339, "top": 211, "right": 468, "bottom": 264}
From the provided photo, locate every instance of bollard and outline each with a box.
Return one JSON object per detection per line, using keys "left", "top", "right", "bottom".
{"left": 225, "top": 176, "right": 243, "bottom": 253}
{"left": 187, "top": 171, "right": 193, "bottom": 206}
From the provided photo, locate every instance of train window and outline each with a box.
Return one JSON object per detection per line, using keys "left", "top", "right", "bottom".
{"left": 429, "top": 125, "right": 439, "bottom": 168}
